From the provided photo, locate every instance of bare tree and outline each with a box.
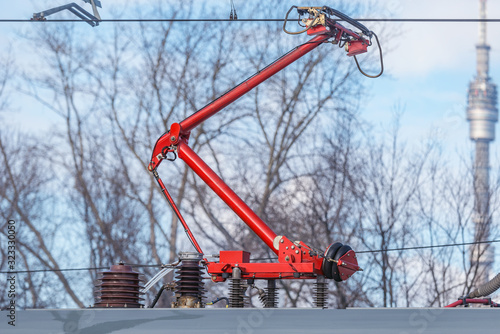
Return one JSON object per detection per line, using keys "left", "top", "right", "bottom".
{"left": 0, "top": 55, "right": 12, "bottom": 113}
{"left": 9, "top": 0, "right": 487, "bottom": 310}
{"left": 13, "top": 0, "right": 254, "bottom": 307}
{"left": 0, "top": 131, "right": 85, "bottom": 308}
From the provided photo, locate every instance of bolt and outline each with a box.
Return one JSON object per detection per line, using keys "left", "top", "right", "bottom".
{"left": 280, "top": 239, "right": 284, "bottom": 243}
{"left": 295, "top": 250, "right": 299, "bottom": 254}
{"left": 170, "top": 136, "right": 176, "bottom": 141}
{"left": 291, "top": 245, "right": 295, "bottom": 250}
{"left": 285, "top": 256, "right": 290, "bottom": 261}
{"left": 286, "top": 246, "right": 289, "bottom": 250}
{"left": 303, "top": 251, "right": 306, "bottom": 254}
{"left": 347, "top": 253, "right": 350, "bottom": 256}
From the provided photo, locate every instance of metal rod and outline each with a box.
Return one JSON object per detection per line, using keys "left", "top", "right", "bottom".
{"left": 153, "top": 170, "right": 204, "bottom": 255}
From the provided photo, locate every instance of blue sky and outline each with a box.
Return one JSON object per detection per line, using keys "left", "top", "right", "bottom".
{"left": 363, "top": 1, "right": 500, "bottom": 159}
{"left": 1, "top": 0, "right": 499, "bottom": 158}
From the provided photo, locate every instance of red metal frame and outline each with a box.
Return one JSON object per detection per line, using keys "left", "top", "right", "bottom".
{"left": 149, "top": 13, "right": 367, "bottom": 281}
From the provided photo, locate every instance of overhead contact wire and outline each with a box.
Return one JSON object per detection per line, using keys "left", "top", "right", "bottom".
{"left": 357, "top": 239, "right": 500, "bottom": 254}
{"left": 0, "top": 263, "right": 163, "bottom": 274}
{"left": 2, "top": 18, "right": 500, "bottom": 23}
{"left": 1, "top": 239, "right": 499, "bottom": 274}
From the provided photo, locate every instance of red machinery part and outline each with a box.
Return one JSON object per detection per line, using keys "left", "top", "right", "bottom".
{"left": 206, "top": 238, "right": 360, "bottom": 282}
{"left": 207, "top": 247, "right": 322, "bottom": 282}
{"left": 149, "top": 7, "right": 369, "bottom": 282}
{"left": 321, "top": 243, "right": 360, "bottom": 281}
{"left": 336, "top": 250, "right": 360, "bottom": 280}
{"left": 346, "top": 40, "right": 369, "bottom": 56}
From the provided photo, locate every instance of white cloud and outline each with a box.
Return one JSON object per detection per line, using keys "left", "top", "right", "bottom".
{"left": 383, "top": 0, "right": 500, "bottom": 77}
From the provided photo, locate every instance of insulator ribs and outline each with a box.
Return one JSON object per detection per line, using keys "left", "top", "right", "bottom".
{"left": 94, "top": 263, "right": 144, "bottom": 308}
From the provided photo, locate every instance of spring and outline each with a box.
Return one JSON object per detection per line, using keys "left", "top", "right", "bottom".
{"left": 314, "top": 276, "right": 328, "bottom": 309}
{"left": 229, "top": 278, "right": 246, "bottom": 308}
{"left": 264, "top": 280, "right": 278, "bottom": 308}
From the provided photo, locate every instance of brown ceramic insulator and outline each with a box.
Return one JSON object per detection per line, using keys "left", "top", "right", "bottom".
{"left": 175, "top": 260, "right": 206, "bottom": 298}
{"left": 94, "top": 263, "right": 144, "bottom": 308}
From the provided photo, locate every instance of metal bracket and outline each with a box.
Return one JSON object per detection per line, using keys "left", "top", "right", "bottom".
{"left": 83, "top": 0, "right": 102, "bottom": 21}
{"left": 32, "top": 1, "right": 102, "bottom": 27}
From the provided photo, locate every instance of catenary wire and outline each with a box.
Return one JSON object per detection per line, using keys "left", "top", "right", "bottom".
{"left": 0, "top": 263, "right": 162, "bottom": 274}
{"left": 1, "top": 239, "right": 499, "bottom": 274}
{"left": 246, "top": 239, "right": 500, "bottom": 261}
{"left": 1, "top": 18, "right": 500, "bottom": 23}
{"left": 357, "top": 239, "right": 500, "bottom": 254}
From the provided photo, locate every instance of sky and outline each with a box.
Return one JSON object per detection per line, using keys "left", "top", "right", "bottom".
{"left": 362, "top": 1, "right": 500, "bottom": 158}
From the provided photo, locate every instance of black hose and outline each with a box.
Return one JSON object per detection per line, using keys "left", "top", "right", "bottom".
{"left": 353, "top": 32, "right": 384, "bottom": 78}
{"left": 149, "top": 285, "right": 166, "bottom": 308}
{"left": 468, "top": 272, "right": 500, "bottom": 298}
{"left": 321, "top": 6, "right": 372, "bottom": 37}
{"left": 283, "top": 6, "right": 319, "bottom": 35}
{"left": 206, "top": 297, "right": 229, "bottom": 307}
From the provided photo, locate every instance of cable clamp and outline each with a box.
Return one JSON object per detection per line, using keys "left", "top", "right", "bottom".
{"left": 161, "top": 145, "right": 177, "bottom": 161}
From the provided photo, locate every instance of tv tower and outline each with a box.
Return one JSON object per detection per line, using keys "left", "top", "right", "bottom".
{"left": 466, "top": 0, "right": 497, "bottom": 284}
